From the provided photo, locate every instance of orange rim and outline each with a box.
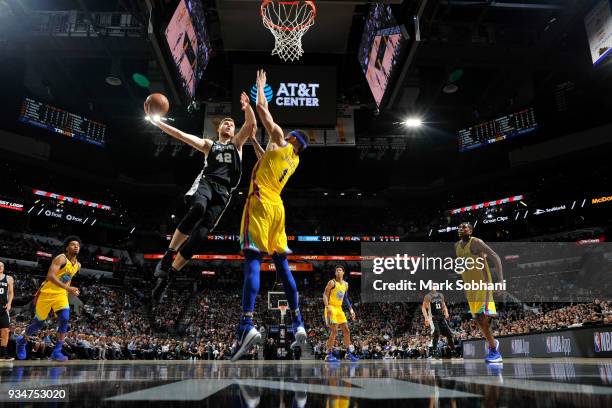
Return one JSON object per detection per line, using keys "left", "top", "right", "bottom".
{"left": 261, "top": 0, "right": 316, "bottom": 32}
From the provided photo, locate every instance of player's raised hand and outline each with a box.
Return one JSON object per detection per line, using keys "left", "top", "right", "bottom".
{"left": 256, "top": 69, "right": 267, "bottom": 88}
{"left": 240, "top": 91, "right": 250, "bottom": 111}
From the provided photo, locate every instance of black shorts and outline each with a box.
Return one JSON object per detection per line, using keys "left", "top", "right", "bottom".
{"left": 0, "top": 309, "right": 9, "bottom": 329}
{"left": 185, "top": 178, "right": 231, "bottom": 231}
{"left": 432, "top": 316, "right": 452, "bottom": 337}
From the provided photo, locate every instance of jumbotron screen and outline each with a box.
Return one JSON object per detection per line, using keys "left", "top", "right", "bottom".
{"left": 357, "top": 4, "right": 407, "bottom": 107}
{"left": 18, "top": 97, "right": 106, "bottom": 147}
{"left": 458, "top": 107, "right": 538, "bottom": 152}
{"left": 164, "top": 0, "right": 211, "bottom": 98}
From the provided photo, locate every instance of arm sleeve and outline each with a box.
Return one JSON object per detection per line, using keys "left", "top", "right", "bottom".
{"left": 343, "top": 294, "right": 352, "bottom": 309}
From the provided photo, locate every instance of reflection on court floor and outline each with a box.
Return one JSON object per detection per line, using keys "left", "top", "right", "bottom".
{"left": 0, "top": 359, "right": 611, "bottom": 407}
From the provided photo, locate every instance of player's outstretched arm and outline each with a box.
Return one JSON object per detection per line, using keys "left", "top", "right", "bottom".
{"left": 255, "top": 69, "right": 284, "bottom": 147}
{"left": 249, "top": 125, "right": 265, "bottom": 159}
{"left": 149, "top": 118, "right": 212, "bottom": 154}
{"left": 234, "top": 92, "right": 258, "bottom": 148}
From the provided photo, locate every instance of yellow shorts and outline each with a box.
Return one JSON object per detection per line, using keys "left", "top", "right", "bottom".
{"left": 240, "top": 196, "right": 290, "bottom": 255}
{"left": 462, "top": 267, "right": 497, "bottom": 317}
{"left": 325, "top": 305, "right": 347, "bottom": 325}
{"left": 468, "top": 299, "right": 497, "bottom": 317}
{"left": 34, "top": 292, "right": 69, "bottom": 321}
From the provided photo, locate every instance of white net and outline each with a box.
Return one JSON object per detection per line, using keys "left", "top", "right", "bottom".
{"left": 261, "top": 1, "right": 316, "bottom": 62}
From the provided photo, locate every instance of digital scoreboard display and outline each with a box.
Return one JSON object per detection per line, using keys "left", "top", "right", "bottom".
{"left": 19, "top": 98, "right": 106, "bottom": 147}
{"left": 458, "top": 107, "right": 538, "bottom": 152}
{"left": 164, "top": 0, "right": 211, "bottom": 98}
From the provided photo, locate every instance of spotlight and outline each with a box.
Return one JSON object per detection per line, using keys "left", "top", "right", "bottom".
{"left": 153, "top": 114, "right": 161, "bottom": 122}
{"left": 105, "top": 75, "right": 122, "bottom": 86}
{"left": 443, "top": 83, "right": 459, "bottom": 94}
{"left": 145, "top": 116, "right": 151, "bottom": 121}
{"left": 403, "top": 117, "right": 423, "bottom": 128}
{"left": 171, "top": 214, "right": 176, "bottom": 219}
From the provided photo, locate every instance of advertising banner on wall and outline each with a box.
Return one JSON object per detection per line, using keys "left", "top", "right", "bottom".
{"left": 463, "top": 325, "right": 612, "bottom": 358}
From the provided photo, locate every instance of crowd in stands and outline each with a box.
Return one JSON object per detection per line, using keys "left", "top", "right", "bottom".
{"left": 1, "top": 231, "right": 612, "bottom": 361}
{"left": 0, "top": 232, "right": 134, "bottom": 274}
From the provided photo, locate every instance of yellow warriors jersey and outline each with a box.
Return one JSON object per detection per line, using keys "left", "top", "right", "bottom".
{"left": 39, "top": 256, "right": 79, "bottom": 295}
{"left": 329, "top": 280, "right": 349, "bottom": 307}
{"left": 455, "top": 237, "right": 492, "bottom": 277}
{"left": 248, "top": 143, "right": 299, "bottom": 204}
{"left": 455, "top": 236, "right": 496, "bottom": 315}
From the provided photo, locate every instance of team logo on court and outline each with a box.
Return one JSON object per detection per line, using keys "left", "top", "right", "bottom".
{"left": 250, "top": 84, "right": 274, "bottom": 103}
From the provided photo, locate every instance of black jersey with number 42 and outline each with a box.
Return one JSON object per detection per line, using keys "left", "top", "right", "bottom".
{"left": 0, "top": 275, "right": 8, "bottom": 305}
{"left": 428, "top": 292, "right": 445, "bottom": 317}
{"left": 193, "top": 141, "right": 242, "bottom": 192}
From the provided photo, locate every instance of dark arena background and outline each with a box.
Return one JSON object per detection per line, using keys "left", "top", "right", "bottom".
{"left": 0, "top": 0, "right": 612, "bottom": 406}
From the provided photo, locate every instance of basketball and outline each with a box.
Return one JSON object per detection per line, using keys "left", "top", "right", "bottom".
{"left": 144, "top": 93, "right": 169, "bottom": 117}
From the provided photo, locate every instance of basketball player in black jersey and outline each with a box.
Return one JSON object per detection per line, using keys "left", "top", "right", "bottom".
{"left": 148, "top": 92, "right": 257, "bottom": 303}
{"left": 422, "top": 289, "right": 457, "bottom": 358}
{"left": 0, "top": 261, "right": 15, "bottom": 360}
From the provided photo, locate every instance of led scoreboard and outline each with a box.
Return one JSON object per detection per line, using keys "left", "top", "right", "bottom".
{"left": 174, "top": 235, "right": 401, "bottom": 242}
{"left": 458, "top": 107, "right": 537, "bottom": 152}
{"left": 19, "top": 97, "right": 106, "bottom": 147}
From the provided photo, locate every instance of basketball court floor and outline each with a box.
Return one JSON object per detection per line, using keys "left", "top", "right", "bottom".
{"left": 0, "top": 358, "right": 611, "bottom": 406}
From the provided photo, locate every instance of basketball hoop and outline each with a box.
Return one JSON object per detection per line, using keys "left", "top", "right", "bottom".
{"left": 261, "top": 0, "right": 316, "bottom": 62}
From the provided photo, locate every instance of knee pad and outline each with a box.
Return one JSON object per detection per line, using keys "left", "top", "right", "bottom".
{"left": 56, "top": 308, "right": 70, "bottom": 333}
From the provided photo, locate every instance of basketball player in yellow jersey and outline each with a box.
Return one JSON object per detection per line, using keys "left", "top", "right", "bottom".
{"left": 232, "top": 69, "right": 309, "bottom": 361}
{"left": 323, "top": 265, "right": 358, "bottom": 362}
{"left": 16, "top": 236, "right": 81, "bottom": 361}
{"left": 455, "top": 222, "right": 504, "bottom": 363}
